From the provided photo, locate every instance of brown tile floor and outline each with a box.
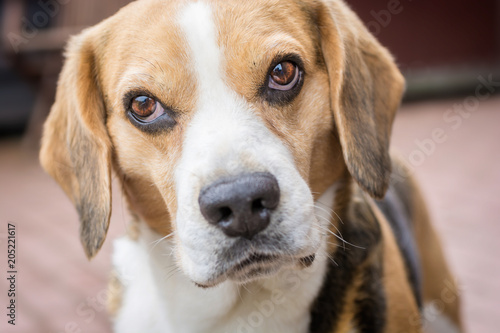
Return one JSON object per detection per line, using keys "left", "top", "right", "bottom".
{"left": 0, "top": 96, "right": 499, "bottom": 333}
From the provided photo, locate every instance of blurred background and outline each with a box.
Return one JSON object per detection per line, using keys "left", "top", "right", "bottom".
{"left": 0, "top": 0, "right": 499, "bottom": 332}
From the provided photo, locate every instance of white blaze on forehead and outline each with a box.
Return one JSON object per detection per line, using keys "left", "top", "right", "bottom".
{"left": 178, "top": 1, "right": 222, "bottom": 98}
{"left": 175, "top": 0, "right": 263, "bottom": 188}
{"left": 176, "top": 0, "right": 248, "bottom": 160}
{"left": 174, "top": 0, "right": 320, "bottom": 286}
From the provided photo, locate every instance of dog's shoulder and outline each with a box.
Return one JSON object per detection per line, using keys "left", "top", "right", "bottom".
{"left": 375, "top": 159, "right": 423, "bottom": 309}
{"left": 310, "top": 161, "right": 424, "bottom": 332}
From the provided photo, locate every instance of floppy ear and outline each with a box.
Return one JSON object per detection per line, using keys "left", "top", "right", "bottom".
{"left": 40, "top": 28, "right": 112, "bottom": 259}
{"left": 315, "top": 0, "right": 405, "bottom": 199}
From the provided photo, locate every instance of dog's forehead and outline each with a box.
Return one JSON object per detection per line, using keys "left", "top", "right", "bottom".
{"left": 109, "top": 0, "right": 315, "bottom": 58}
{"left": 104, "top": 0, "right": 316, "bottom": 102}
{"left": 178, "top": 0, "right": 317, "bottom": 64}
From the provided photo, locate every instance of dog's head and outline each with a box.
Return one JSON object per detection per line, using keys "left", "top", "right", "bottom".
{"left": 40, "top": 0, "right": 404, "bottom": 287}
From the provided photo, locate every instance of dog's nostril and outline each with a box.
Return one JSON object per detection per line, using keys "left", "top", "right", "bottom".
{"left": 218, "top": 206, "right": 233, "bottom": 222}
{"left": 251, "top": 199, "right": 265, "bottom": 213}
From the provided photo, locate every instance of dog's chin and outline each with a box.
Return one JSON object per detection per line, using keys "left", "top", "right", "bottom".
{"left": 193, "top": 253, "right": 317, "bottom": 289}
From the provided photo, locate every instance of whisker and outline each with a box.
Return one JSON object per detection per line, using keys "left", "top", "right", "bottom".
{"left": 313, "top": 202, "right": 346, "bottom": 226}
{"left": 312, "top": 205, "right": 348, "bottom": 248}
{"left": 163, "top": 265, "right": 182, "bottom": 282}
{"left": 313, "top": 204, "right": 335, "bottom": 220}
{"left": 324, "top": 252, "right": 339, "bottom": 267}
{"left": 315, "top": 215, "right": 346, "bottom": 250}
{"left": 315, "top": 247, "right": 340, "bottom": 267}
{"left": 150, "top": 231, "right": 176, "bottom": 251}
{"left": 314, "top": 223, "right": 365, "bottom": 250}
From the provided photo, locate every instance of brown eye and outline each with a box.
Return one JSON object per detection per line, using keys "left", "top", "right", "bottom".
{"left": 130, "top": 96, "right": 164, "bottom": 122}
{"left": 132, "top": 96, "right": 156, "bottom": 117}
{"left": 268, "top": 61, "right": 299, "bottom": 91}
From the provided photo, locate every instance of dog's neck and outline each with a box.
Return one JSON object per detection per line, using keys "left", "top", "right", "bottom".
{"left": 112, "top": 185, "right": 337, "bottom": 333}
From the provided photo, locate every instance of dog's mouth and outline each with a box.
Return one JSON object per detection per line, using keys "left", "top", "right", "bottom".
{"left": 195, "top": 252, "right": 316, "bottom": 288}
{"left": 227, "top": 253, "right": 280, "bottom": 278}
{"left": 189, "top": 217, "right": 322, "bottom": 289}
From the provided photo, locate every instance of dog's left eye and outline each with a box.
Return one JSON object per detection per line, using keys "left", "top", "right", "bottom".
{"left": 130, "top": 96, "right": 164, "bottom": 122}
{"left": 262, "top": 57, "right": 304, "bottom": 105}
{"left": 268, "top": 61, "right": 300, "bottom": 91}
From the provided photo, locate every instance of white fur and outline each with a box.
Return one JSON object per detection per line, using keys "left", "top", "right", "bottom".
{"left": 174, "top": 1, "right": 322, "bottom": 285}
{"left": 113, "top": 2, "right": 336, "bottom": 332}
{"left": 112, "top": 185, "right": 338, "bottom": 333}
{"left": 422, "top": 303, "right": 461, "bottom": 333}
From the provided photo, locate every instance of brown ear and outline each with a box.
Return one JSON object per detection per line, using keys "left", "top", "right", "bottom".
{"left": 40, "top": 28, "right": 111, "bottom": 259}
{"left": 316, "top": 0, "right": 405, "bottom": 199}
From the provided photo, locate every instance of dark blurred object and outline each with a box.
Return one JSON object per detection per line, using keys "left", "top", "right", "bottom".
{"left": 347, "top": 0, "right": 500, "bottom": 100}
{"left": 0, "top": 0, "right": 132, "bottom": 144}
{"left": 0, "top": 62, "right": 35, "bottom": 136}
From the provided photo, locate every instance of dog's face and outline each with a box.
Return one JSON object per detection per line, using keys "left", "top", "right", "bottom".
{"left": 40, "top": 0, "right": 404, "bottom": 287}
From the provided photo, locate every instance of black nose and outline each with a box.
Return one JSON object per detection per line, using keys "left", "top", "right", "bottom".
{"left": 198, "top": 172, "right": 280, "bottom": 239}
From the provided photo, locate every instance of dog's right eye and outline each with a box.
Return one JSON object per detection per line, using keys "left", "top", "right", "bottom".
{"left": 131, "top": 96, "right": 164, "bottom": 122}
{"left": 125, "top": 94, "right": 177, "bottom": 133}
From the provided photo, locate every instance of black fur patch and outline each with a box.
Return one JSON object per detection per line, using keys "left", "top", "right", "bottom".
{"left": 375, "top": 185, "right": 422, "bottom": 309}
{"left": 353, "top": 264, "right": 386, "bottom": 332}
{"left": 309, "top": 185, "right": 385, "bottom": 332}
{"left": 309, "top": 245, "right": 357, "bottom": 333}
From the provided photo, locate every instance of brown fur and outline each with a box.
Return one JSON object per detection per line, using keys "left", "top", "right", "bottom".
{"left": 39, "top": 28, "right": 112, "bottom": 259}
{"left": 368, "top": 194, "right": 422, "bottom": 332}
{"left": 393, "top": 156, "right": 464, "bottom": 329}
{"left": 107, "top": 270, "right": 123, "bottom": 317}
{"left": 39, "top": 0, "right": 461, "bottom": 331}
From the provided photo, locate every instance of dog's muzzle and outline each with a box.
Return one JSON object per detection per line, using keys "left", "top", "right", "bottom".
{"left": 198, "top": 172, "right": 280, "bottom": 239}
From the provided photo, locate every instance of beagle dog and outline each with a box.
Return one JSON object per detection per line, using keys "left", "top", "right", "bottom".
{"left": 40, "top": 0, "right": 463, "bottom": 332}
